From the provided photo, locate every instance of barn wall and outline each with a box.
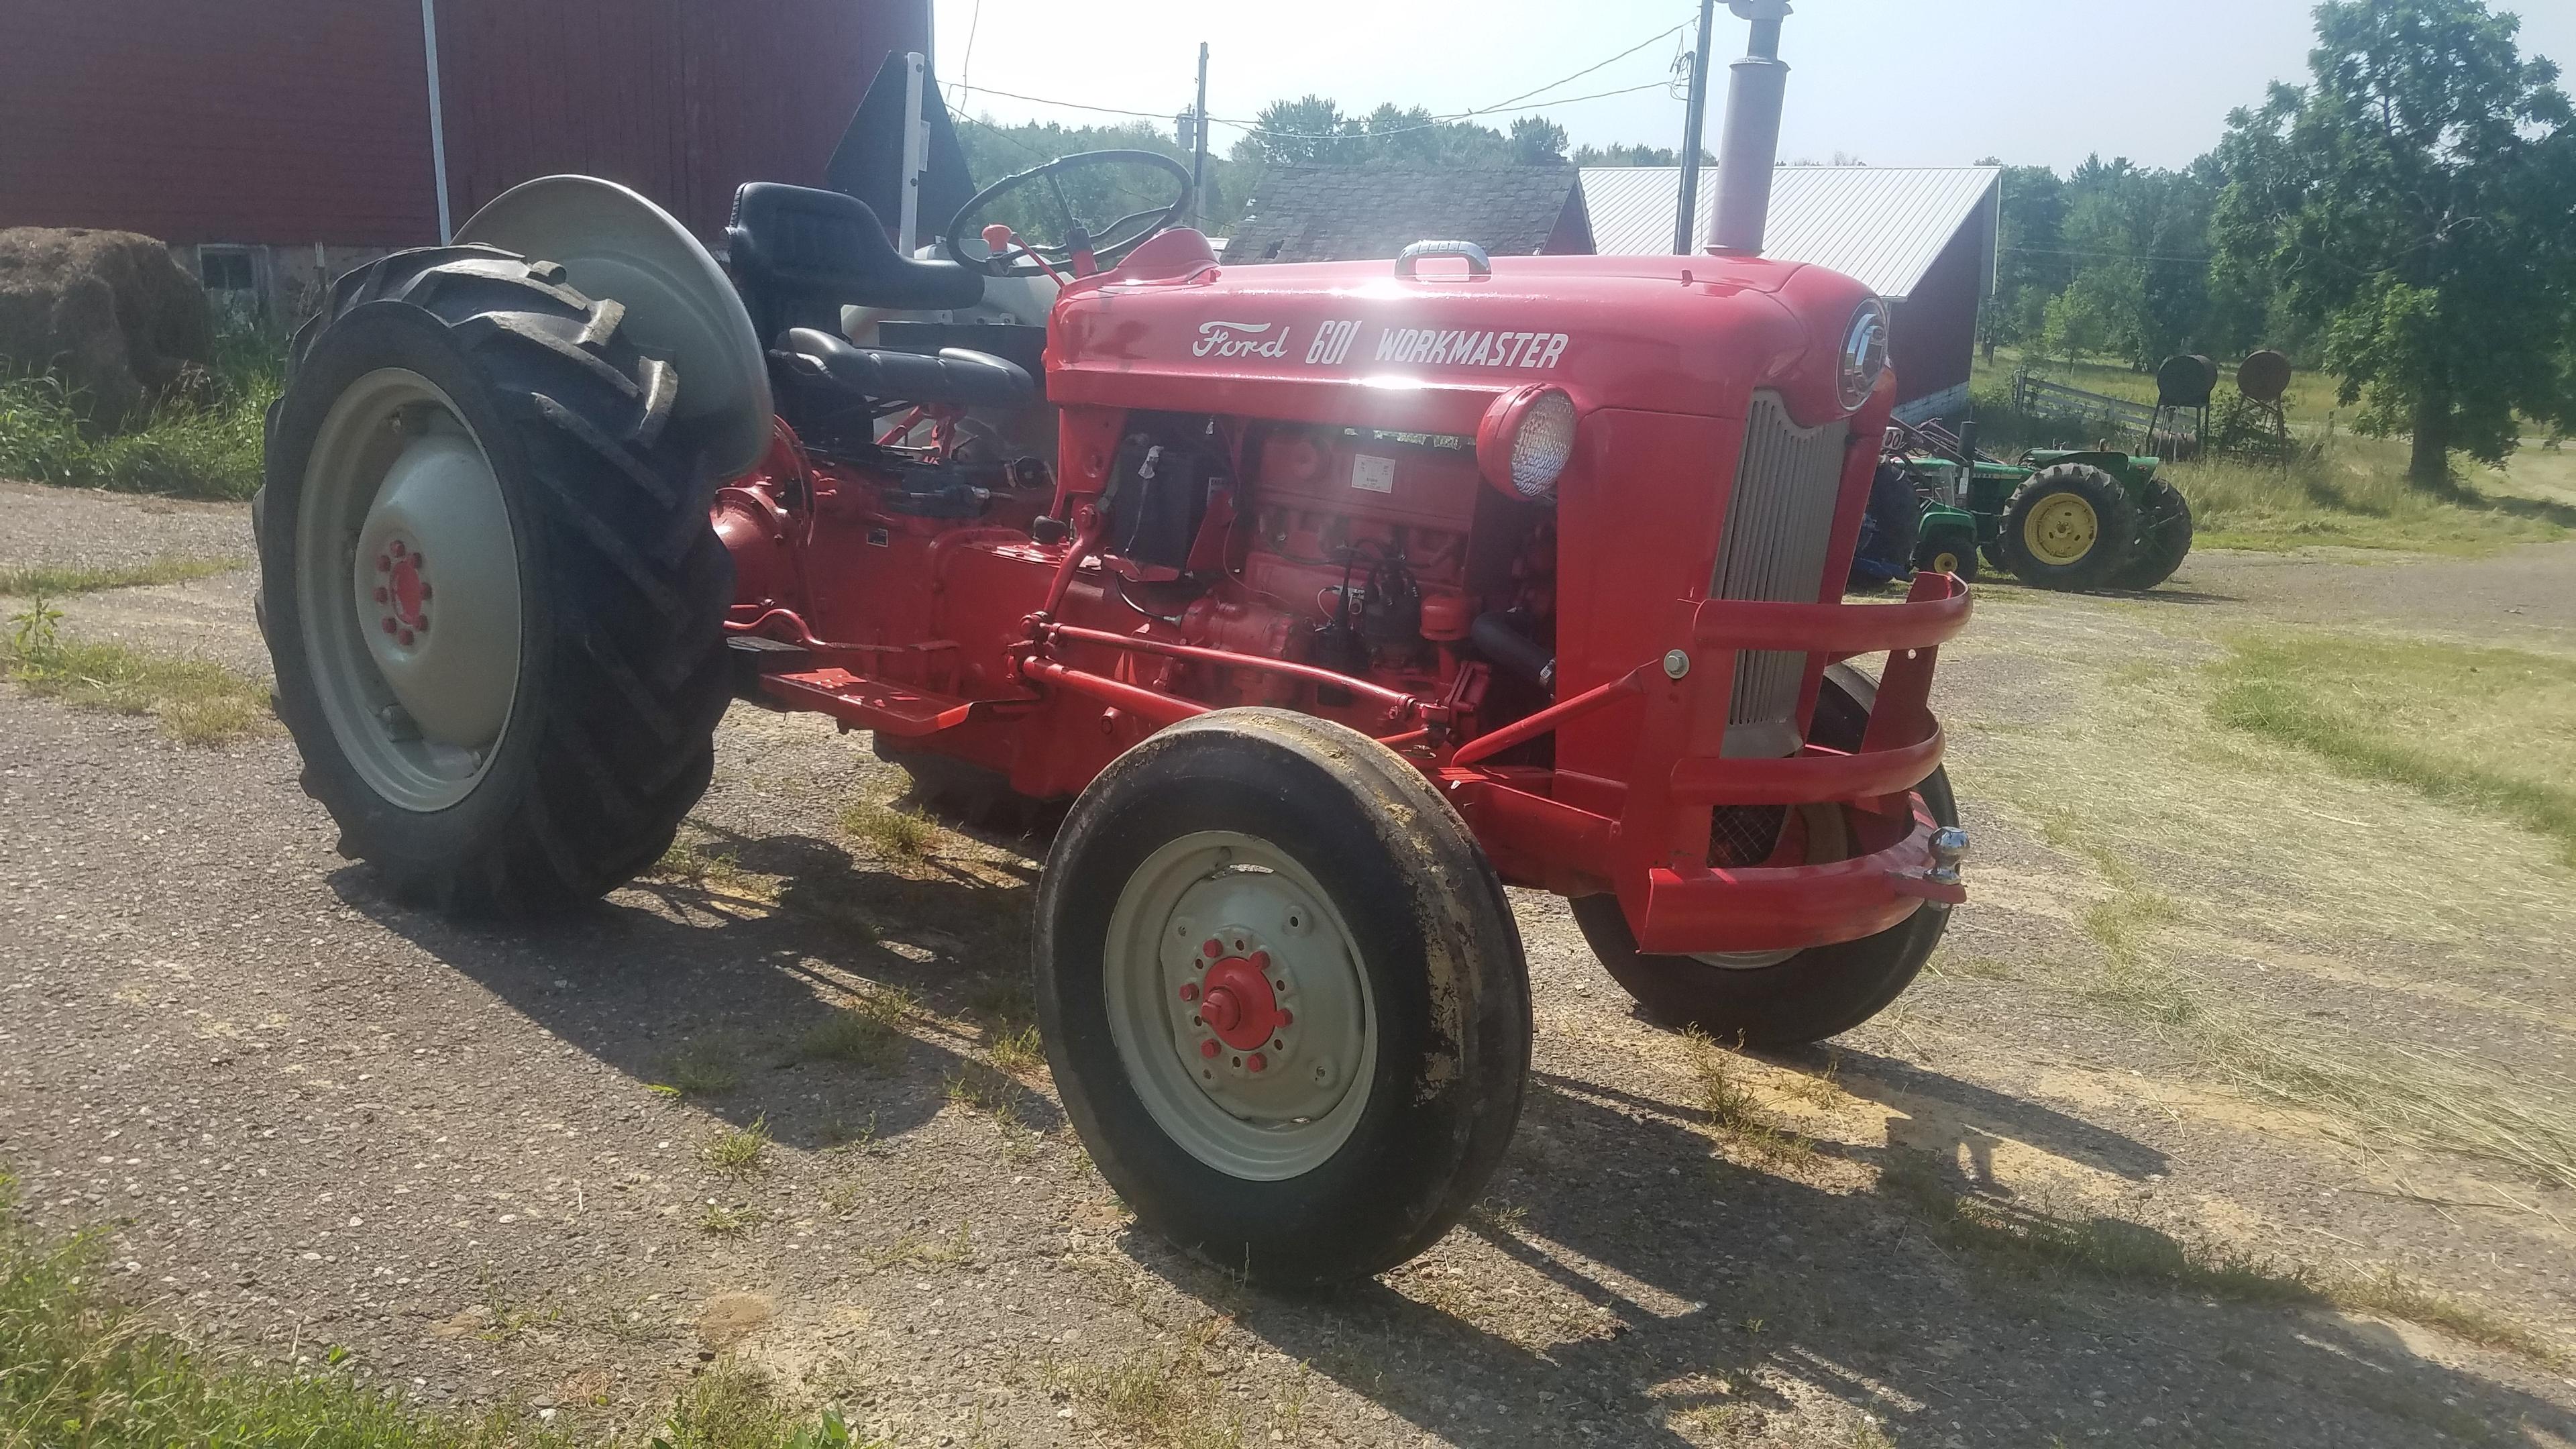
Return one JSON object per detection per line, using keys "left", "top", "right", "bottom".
{"left": 437, "top": 0, "right": 927, "bottom": 242}
{"left": 1886, "top": 215, "right": 1988, "bottom": 413}
{"left": 0, "top": 1, "right": 438, "bottom": 246}
{"left": 0, "top": 0, "right": 927, "bottom": 254}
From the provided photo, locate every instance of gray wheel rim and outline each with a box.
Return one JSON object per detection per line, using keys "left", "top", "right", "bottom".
{"left": 1101, "top": 830, "right": 1377, "bottom": 1181}
{"left": 296, "top": 369, "right": 523, "bottom": 812}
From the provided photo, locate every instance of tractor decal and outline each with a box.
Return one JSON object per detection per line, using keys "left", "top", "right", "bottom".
{"left": 1191, "top": 320, "right": 1293, "bottom": 358}
{"left": 1371, "top": 327, "right": 1572, "bottom": 369}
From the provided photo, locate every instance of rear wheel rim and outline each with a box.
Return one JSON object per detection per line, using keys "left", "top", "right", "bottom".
{"left": 2024, "top": 492, "right": 2099, "bottom": 566}
{"left": 1102, "top": 830, "right": 1377, "bottom": 1181}
{"left": 296, "top": 369, "right": 523, "bottom": 812}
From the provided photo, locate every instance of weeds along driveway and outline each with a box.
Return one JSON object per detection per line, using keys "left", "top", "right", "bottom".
{"left": 4, "top": 487, "right": 2576, "bottom": 1446}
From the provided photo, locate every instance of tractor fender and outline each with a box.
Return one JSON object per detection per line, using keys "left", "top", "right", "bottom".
{"left": 455, "top": 175, "right": 773, "bottom": 479}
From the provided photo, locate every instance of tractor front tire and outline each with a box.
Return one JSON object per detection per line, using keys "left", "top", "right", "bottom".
{"left": 1575, "top": 664, "right": 1958, "bottom": 1048}
{"left": 1996, "top": 463, "right": 2136, "bottom": 592}
{"left": 1035, "top": 709, "right": 1532, "bottom": 1289}
{"left": 2108, "top": 476, "right": 2193, "bottom": 591}
{"left": 258, "top": 248, "right": 733, "bottom": 914}
{"left": 1916, "top": 522, "right": 1980, "bottom": 584}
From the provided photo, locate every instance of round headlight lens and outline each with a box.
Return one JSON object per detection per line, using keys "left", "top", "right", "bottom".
{"left": 1838, "top": 299, "right": 1890, "bottom": 410}
{"left": 1507, "top": 388, "right": 1578, "bottom": 497}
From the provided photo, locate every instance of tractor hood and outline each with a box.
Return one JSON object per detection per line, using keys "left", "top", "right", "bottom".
{"left": 1043, "top": 229, "right": 1881, "bottom": 436}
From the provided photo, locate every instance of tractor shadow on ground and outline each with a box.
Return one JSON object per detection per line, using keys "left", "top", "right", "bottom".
{"left": 1183, "top": 1069, "right": 2576, "bottom": 1448}
{"left": 331, "top": 825, "right": 1055, "bottom": 1152}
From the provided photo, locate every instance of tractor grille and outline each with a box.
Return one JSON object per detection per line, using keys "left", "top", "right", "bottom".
{"left": 1708, "top": 393, "right": 1849, "bottom": 757}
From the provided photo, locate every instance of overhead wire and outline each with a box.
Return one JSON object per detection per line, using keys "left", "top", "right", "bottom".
{"left": 944, "top": 13, "right": 1692, "bottom": 144}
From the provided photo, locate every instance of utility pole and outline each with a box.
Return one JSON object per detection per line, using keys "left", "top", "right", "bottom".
{"left": 1191, "top": 42, "right": 1210, "bottom": 227}
{"left": 1672, "top": 0, "right": 1717, "bottom": 254}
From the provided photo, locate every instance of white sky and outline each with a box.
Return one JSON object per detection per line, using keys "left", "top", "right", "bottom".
{"left": 931, "top": 0, "right": 2576, "bottom": 173}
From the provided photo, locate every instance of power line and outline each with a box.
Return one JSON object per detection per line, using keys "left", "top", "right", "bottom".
{"left": 2002, "top": 245, "right": 2214, "bottom": 264}
{"left": 945, "top": 15, "right": 1690, "bottom": 144}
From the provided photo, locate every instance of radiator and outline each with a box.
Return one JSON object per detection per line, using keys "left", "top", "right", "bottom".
{"left": 1707, "top": 392, "right": 1849, "bottom": 758}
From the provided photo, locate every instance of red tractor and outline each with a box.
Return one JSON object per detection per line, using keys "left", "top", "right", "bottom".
{"left": 255, "top": 23, "right": 1969, "bottom": 1289}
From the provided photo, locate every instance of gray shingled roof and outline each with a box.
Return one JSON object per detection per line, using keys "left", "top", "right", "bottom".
{"left": 1225, "top": 166, "right": 1588, "bottom": 265}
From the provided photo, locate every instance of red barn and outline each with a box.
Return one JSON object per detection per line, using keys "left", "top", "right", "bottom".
{"left": 0, "top": 0, "right": 930, "bottom": 318}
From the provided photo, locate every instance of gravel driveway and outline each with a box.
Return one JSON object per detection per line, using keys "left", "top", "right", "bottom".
{"left": 4, "top": 486, "right": 2572, "bottom": 1447}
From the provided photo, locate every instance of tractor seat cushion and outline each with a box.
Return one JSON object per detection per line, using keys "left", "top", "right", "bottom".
{"left": 773, "top": 327, "right": 1035, "bottom": 410}
{"left": 729, "top": 182, "right": 984, "bottom": 317}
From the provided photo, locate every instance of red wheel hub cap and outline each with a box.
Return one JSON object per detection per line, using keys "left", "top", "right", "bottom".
{"left": 1197, "top": 951, "right": 1284, "bottom": 1051}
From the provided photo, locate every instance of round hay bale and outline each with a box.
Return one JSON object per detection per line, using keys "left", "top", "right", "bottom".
{"left": 0, "top": 227, "right": 214, "bottom": 430}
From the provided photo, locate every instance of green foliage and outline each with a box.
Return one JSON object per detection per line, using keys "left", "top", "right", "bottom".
{"left": 0, "top": 323, "right": 281, "bottom": 500}
{"left": 2211, "top": 0, "right": 2576, "bottom": 484}
{"left": 1228, "top": 95, "right": 1572, "bottom": 172}
{"left": 3, "top": 595, "right": 273, "bottom": 744}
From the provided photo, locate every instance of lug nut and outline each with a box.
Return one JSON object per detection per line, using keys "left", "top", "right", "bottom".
{"left": 390, "top": 541, "right": 405, "bottom": 558}
{"left": 1198, "top": 1040, "right": 1219, "bottom": 1059}
{"left": 1178, "top": 982, "right": 1198, "bottom": 1002}
{"left": 398, "top": 629, "right": 415, "bottom": 646}
{"left": 381, "top": 618, "right": 396, "bottom": 635}
{"left": 373, "top": 586, "right": 388, "bottom": 604}
{"left": 1246, "top": 1053, "right": 1267, "bottom": 1073}
{"left": 414, "top": 614, "right": 429, "bottom": 632}
{"left": 376, "top": 555, "right": 391, "bottom": 573}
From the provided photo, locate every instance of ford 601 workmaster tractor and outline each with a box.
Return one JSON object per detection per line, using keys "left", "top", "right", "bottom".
{"left": 256, "top": 4, "right": 1970, "bottom": 1286}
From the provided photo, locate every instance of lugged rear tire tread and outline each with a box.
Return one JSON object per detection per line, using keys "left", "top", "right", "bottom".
{"left": 258, "top": 246, "right": 733, "bottom": 915}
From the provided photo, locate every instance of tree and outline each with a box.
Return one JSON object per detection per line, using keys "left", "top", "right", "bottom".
{"left": 1244, "top": 95, "right": 1362, "bottom": 166}
{"left": 1508, "top": 115, "right": 1569, "bottom": 165}
{"left": 2212, "top": 0, "right": 2576, "bottom": 486}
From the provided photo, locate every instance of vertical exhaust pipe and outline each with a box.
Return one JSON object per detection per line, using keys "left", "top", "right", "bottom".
{"left": 1709, "top": 0, "right": 1792, "bottom": 256}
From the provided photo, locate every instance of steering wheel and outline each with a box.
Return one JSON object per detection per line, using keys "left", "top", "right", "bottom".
{"left": 943, "top": 150, "right": 1194, "bottom": 278}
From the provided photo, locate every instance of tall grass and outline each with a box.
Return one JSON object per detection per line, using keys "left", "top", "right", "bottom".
{"left": 0, "top": 325, "right": 282, "bottom": 500}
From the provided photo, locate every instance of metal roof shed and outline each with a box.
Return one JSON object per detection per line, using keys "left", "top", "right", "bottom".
{"left": 1580, "top": 166, "right": 2000, "bottom": 419}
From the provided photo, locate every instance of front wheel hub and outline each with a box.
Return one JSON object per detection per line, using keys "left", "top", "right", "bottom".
{"left": 1103, "top": 831, "right": 1376, "bottom": 1180}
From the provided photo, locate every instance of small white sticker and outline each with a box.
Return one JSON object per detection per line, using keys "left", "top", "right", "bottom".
{"left": 1351, "top": 455, "right": 1397, "bottom": 494}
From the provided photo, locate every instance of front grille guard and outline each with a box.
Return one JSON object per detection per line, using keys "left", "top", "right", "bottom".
{"left": 1441, "top": 570, "right": 1972, "bottom": 955}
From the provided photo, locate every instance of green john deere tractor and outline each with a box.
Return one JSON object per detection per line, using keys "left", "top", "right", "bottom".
{"left": 1884, "top": 421, "right": 2192, "bottom": 592}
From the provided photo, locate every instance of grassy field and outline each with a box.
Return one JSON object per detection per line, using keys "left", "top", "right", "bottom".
{"left": 0, "top": 1173, "right": 870, "bottom": 1448}
{"left": 0, "top": 328, "right": 280, "bottom": 501}
{"left": 2210, "top": 631, "right": 2576, "bottom": 866}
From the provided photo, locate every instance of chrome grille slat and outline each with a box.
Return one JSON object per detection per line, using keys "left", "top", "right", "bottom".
{"left": 1709, "top": 393, "right": 1848, "bottom": 757}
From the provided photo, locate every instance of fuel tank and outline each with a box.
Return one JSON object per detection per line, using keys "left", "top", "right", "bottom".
{"left": 1044, "top": 229, "right": 1882, "bottom": 435}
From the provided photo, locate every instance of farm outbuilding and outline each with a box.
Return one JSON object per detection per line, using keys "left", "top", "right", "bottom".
{"left": 1580, "top": 166, "right": 2001, "bottom": 422}
{"left": 0, "top": 0, "right": 932, "bottom": 321}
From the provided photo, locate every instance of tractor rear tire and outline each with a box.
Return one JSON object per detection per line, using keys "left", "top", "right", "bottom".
{"left": 2108, "top": 476, "right": 2193, "bottom": 591}
{"left": 1034, "top": 709, "right": 1531, "bottom": 1289}
{"left": 1916, "top": 522, "right": 1980, "bottom": 584}
{"left": 257, "top": 248, "right": 733, "bottom": 914}
{"left": 1574, "top": 663, "right": 1958, "bottom": 1048}
{"left": 1996, "top": 462, "right": 2136, "bottom": 592}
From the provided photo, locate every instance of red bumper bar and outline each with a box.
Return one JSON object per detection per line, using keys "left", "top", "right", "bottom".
{"left": 1448, "top": 572, "right": 1972, "bottom": 955}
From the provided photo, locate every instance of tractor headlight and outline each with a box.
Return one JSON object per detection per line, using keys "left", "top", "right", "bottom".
{"left": 1837, "top": 299, "right": 1890, "bottom": 411}
{"left": 1477, "top": 384, "right": 1577, "bottom": 500}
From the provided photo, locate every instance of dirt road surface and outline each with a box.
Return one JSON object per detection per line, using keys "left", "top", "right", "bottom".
{"left": 5, "top": 488, "right": 2573, "bottom": 1448}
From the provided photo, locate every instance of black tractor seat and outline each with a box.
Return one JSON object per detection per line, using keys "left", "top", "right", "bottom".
{"left": 771, "top": 327, "right": 1034, "bottom": 411}
{"left": 728, "top": 182, "right": 1033, "bottom": 418}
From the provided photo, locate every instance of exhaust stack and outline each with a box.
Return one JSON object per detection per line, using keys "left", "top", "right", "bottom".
{"left": 1709, "top": 0, "right": 1792, "bottom": 256}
